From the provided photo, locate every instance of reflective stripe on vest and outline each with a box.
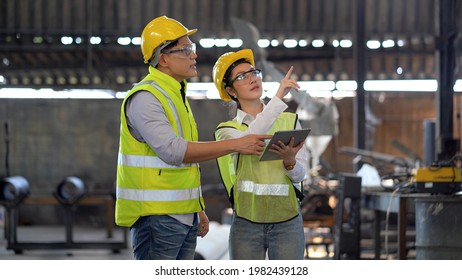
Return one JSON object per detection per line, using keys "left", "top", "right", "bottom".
{"left": 238, "top": 180, "right": 290, "bottom": 196}
{"left": 136, "top": 80, "right": 184, "bottom": 136}
{"left": 118, "top": 153, "right": 194, "bottom": 169}
{"left": 117, "top": 186, "right": 202, "bottom": 201}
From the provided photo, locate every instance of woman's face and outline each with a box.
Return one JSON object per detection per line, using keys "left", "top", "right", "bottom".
{"left": 226, "top": 62, "right": 263, "bottom": 101}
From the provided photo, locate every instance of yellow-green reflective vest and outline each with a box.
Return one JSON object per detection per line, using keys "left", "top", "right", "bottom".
{"left": 215, "top": 112, "right": 302, "bottom": 223}
{"left": 116, "top": 66, "right": 204, "bottom": 227}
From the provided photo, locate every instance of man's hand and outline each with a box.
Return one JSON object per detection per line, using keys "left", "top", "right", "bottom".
{"left": 197, "top": 211, "right": 209, "bottom": 238}
{"left": 234, "top": 134, "right": 271, "bottom": 155}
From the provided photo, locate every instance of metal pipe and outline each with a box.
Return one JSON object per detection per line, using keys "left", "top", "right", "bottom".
{"left": 0, "top": 176, "right": 30, "bottom": 205}
{"left": 54, "top": 176, "right": 85, "bottom": 205}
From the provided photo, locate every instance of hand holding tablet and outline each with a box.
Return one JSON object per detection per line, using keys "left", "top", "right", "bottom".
{"left": 259, "top": 129, "right": 311, "bottom": 161}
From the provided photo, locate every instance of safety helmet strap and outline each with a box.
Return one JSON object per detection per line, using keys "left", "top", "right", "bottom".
{"left": 149, "top": 41, "right": 173, "bottom": 67}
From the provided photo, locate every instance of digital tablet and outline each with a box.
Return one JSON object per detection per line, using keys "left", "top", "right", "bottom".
{"left": 259, "top": 128, "right": 311, "bottom": 161}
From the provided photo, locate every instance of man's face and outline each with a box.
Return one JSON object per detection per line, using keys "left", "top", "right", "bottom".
{"left": 160, "top": 36, "right": 197, "bottom": 82}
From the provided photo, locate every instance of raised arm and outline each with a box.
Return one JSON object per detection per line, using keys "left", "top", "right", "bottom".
{"left": 275, "top": 66, "right": 300, "bottom": 99}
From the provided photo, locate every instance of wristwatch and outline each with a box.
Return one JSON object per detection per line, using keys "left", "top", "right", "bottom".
{"left": 284, "top": 162, "right": 296, "bottom": 171}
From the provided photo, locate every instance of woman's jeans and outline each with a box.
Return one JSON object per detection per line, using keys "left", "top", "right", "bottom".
{"left": 130, "top": 215, "right": 198, "bottom": 260}
{"left": 229, "top": 211, "right": 305, "bottom": 260}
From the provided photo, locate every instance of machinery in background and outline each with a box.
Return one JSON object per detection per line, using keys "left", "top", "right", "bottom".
{"left": 301, "top": 175, "right": 336, "bottom": 223}
{"left": 340, "top": 145, "right": 462, "bottom": 195}
{"left": 339, "top": 146, "right": 417, "bottom": 170}
{"left": 412, "top": 164, "right": 462, "bottom": 194}
{"left": 339, "top": 146, "right": 415, "bottom": 191}
{"left": 0, "top": 176, "right": 127, "bottom": 254}
{"left": 333, "top": 173, "right": 362, "bottom": 260}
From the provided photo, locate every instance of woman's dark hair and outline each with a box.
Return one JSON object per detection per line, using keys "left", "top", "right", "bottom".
{"left": 223, "top": 58, "right": 250, "bottom": 88}
{"left": 222, "top": 59, "right": 252, "bottom": 116}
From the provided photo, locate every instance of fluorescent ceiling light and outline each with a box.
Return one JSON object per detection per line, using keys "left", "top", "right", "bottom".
{"left": 312, "top": 39, "right": 325, "bottom": 48}
{"left": 382, "top": 39, "right": 395, "bottom": 48}
{"left": 364, "top": 79, "right": 437, "bottom": 92}
{"left": 453, "top": 80, "right": 462, "bottom": 92}
{"left": 131, "top": 37, "right": 141, "bottom": 45}
{"left": 117, "top": 37, "right": 131, "bottom": 45}
{"left": 283, "top": 39, "right": 298, "bottom": 48}
{"left": 298, "top": 40, "right": 308, "bottom": 47}
{"left": 397, "top": 39, "right": 405, "bottom": 47}
{"left": 3, "top": 80, "right": 461, "bottom": 99}
{"left": 258, "top": 39, "right": 270, "bottom": 48}
{"left": 0, "top": 88, "right": 114, "bottom": 99}
{"left": 299, "top": 81, "right": 336, "bottom": 91}
{"left": 336, "top": 80, "right": 357, "bottom": 91}
{"left": 115, "top": 91, "right": 127, "bottom": 99}
{"left": 90, "top": 36, "right": 102, "bottom": 45}
{"left": 199, "top": 38, "right": 214, "bottom": 48}
{"left": 61, "top": 36, "right": 73, "bottom": 45}
{"left": 308, "top": 90, "right": 356, "bottom": 98}
{"left": 339, "top": 40, "right": 352, "bottom": 48}
{"left": 228, "top": 39, "right": 243, "bottom": 48}
{"left": 187, "top": 82, "right": 215, "bottom": 92}
{"left": 367, "top": 40, "right": 381, "bottom": 49}
{"left": 205, "top": 89, "right": 220, "bottom": 99}
{"left": 214, "top": 39, "right": 228, "bottom": 47}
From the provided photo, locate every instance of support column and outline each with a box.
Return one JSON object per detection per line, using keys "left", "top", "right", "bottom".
{"left": 353, "top": 0, "right": 366, "bottom": 171}
{"left": 435, "top": 0, "right": 459, "bottom": 161}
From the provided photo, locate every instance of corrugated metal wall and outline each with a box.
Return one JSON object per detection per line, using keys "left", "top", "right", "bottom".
{"left": 0, "top": 0, "right": 436, "bottom": 36}
{"left": 0, "top": 0, "right": 446, "bottom": 90}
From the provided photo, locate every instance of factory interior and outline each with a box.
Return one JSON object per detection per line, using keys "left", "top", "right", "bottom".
{"left": 1, "top": 0, "right": 462, "bottom": 261}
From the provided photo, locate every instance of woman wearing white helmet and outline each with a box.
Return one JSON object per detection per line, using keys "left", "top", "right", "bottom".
{"left": 116, "top": 16, "right": 270, "bottom": 260}
{"left": 213, "top": 49, "right": 307, "bottom": 259}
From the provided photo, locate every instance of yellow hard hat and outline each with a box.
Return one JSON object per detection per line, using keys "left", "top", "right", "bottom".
{"left": 212, "top": 49, "right": 255, "bottom": 101}
{"left": 141, "top": 16, "right": 197, "bottom": 64}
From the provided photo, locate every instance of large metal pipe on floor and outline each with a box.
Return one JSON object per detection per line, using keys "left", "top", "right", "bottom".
{"left": 0, "top": 176, "right": 30, "bottom": 206}
{"left": 54, "top": 176, "right": 85, "bottom": 205}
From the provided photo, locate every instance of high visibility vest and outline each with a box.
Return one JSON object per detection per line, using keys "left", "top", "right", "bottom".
{"left": 215, "top": 112, "right": 302, "bottom": 223}
{"left": 116, "top": 66, "right": 204, "bottom": 227}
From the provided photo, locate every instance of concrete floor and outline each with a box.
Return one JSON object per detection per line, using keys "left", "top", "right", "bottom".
{"left": 0, "top": 224, "right": 326, "bottom": 260}
{"left": 0, "top": 224, "right": 413, "bottom": 260}
{"left": 0, "top": 225, "right": 133, "bottom": 260}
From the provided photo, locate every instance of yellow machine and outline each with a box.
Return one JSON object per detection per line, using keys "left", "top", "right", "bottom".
{"left": 412, "top": 166, "right": 462, "bottom": 194}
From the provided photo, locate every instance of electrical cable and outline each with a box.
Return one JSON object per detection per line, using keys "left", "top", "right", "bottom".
{"left": 383, "top": 178, "right": 413, "bottom": 259}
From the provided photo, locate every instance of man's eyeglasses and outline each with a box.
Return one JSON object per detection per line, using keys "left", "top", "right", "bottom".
{"left": 228, "top": 69, "right": 263, "bottom": 86}
{"left": 162, "top": 43, "right": 196, "bottom": 57}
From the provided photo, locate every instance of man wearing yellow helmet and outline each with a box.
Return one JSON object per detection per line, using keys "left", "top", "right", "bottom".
{"left": 213, "top": 49, "right": 307, "bottom": 260}
{"left": 115, "top": 16, "right": 270, "bottom": 260}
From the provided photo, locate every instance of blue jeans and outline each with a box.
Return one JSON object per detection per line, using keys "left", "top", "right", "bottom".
{"left": 130, "top": 215, "right": 198, "bottom": 260}
{"left": 229, "top": 211, "right": 305, "bottom": 260}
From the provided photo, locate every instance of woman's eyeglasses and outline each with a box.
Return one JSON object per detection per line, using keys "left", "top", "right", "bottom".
{"left": 229, "top": 69, "right": 263, "bottom": 86}
{"left": 162, "top": 43, "right": 196, "bottom": 57}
